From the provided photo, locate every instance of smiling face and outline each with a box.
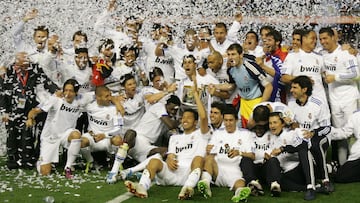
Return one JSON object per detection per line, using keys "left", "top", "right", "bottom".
{"left": 269, "top": 115, "right": 285, "bottom": 136}
{"left": 301, "top": 31, "right": 317, "bottom": 52}
{"left": 181, "top": 111, "right": 197, "bottom": 132}
{"left": 290, "top": 83, "right": 306, "bottom": 100}
{"left": 319, "top": 32, "right": 337, "bottom": 52}
{"left": 210, "top": 107, "right": 223, "bottom": 127}
{"left": 223, "top": 114, "right": 237, "bottom": 133}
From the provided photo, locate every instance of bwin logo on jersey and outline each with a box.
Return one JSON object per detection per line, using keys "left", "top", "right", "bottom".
{"left": 218, "top": 144, "right": 231, "bottom": 154}
{"left": 300, "top": 65, "right": 320, "bottom": 73}
{"left": 89, "top": 116, "right": 109, "bottom": 126}
{"left": 60, "top": 104, "right": 80, "bottom": 113}
{"left": 175, "top": 143, "right": 193, "bottom": 153}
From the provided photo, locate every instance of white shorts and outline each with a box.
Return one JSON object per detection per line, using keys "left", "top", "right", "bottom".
{"left": 155, "top": 159, "right": 191, "bottom": 186}
{"left": 39, "top": 128, "right": 78, "bottom": 165}
{"left": 330, "top": 99, "right": 357, "bottom": 127}
{"left": 214, "top": 157, "right": 244, "bottom": 189}
{"left": 82, "top": 132, "right": 112, "bottom": 152}
{"left": 128, "top": 135, "right": 157, "bottom": 162}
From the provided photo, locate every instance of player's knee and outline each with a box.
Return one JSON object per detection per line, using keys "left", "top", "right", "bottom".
{"left": 124, "top": 129, "right": 137, "bottom": 149}
{"left": 110, "top": 135, "right": 123, "bottom": 146}
{"left": 148, "top": 158, "right": 163, "bottom": 169}
{"left": 191, "top": 156, "right": 204, "bottom": 168}
{"left": 81, "top": 137, "right": 90, "bottom": 148}
{"left": 68, "top": 130, "right": 81, "bottom": 141}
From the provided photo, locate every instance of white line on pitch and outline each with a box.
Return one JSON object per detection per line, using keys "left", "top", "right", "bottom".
{"left": 106, "top": 192, "right": 133, "bottom": 203}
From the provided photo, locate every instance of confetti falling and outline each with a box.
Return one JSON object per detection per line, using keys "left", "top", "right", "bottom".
{"left": 0, "top": 0, "right": 358, "bottom": 70}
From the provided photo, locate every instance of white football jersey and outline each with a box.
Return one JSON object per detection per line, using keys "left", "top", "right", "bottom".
{"left": 122, "top": 90, "right": 146, "bottom": 133}
{"left": 209, "top": 128, "right": 255, "bottom": 165}
{"left": 283, "top": 49, "right": 327, "bottom": 102}
{"left": 321, "top": 45, "right": 359, "bottom": 104}
{"left": 168, "top": 129, "right": 211, "bottom": 168}
{"left": 252, "top": 131, "right": 275, "bottom": 164}
{"left": 39, "top": 95, "right": 85, "bottom": 142}
{"left": 86, "top": 101, "right": 124, "bottom": 136}
{"left": 270, "top": 128, "right": 308, "bottom": 172}
{"left": 330, "top": 110, "right": 360, "bottom": 161}
{"left": 134, "top": 102, "right": 169, "bottom": 143}
{"left": 288, "top": 95, "right": 331, "bottom": 130}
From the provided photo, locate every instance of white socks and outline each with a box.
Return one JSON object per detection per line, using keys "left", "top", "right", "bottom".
{"left": 201, "top": 171, "right": 212, "bottom": 183}
{"left": 184, "top": 168, "right": 201, "bottom": 188}
{"left": 65, "top": 139, "right": 81, "bottom": 169}
{"left": 139, "top": 169, "right": 151, "bottom": 190}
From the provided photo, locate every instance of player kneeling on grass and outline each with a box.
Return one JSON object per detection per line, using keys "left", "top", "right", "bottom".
{"left": 197, "top": 105, "right": 254, "bottom": 203}
{"left": 125, "top": 77, "right": 210, "bottom": 200}
{"left": 81, "top": 86, "right": 135, "bottom": 179}
{"left": 26, "top": 79, "right": 88, "bottom": 178}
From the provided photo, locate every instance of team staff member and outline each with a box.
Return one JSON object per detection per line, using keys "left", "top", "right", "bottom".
{"left": 0, "top": 52, "right": 58, "bottom": 169}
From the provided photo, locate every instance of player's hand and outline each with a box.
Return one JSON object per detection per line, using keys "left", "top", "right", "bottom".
{"left": 206, "top": 144, "right": 214, "bottom": 155}
{"left": 166, "top": 154, "right": 178, "bottom": 171}
{"left": 25, "top": 118, "right": 35, "bottom": 128}
{"left": 167, "top": 82, "right": 177, "bottom": 93}
{"left": 235, "top": 12, "right": 243, "bottom": 23}
{"left": 207, "top": 84, "right": 216, "bottom": 96}
{"left": 255, "top": 56, "right": 264, "bottom": 67}
{"left": 324, "top": 74, "right": 335, "bottom": 84}
{"left": 270, "top": 148, "right": 281, "bottom": 156}
{"left": 264, "top": 152, "right": 271, "bottom": 160}
{"left": 94, "top": 133, "right": 106, "bottom": 142}
{"left": 303, "top": 130, "right": 314, "bottom": 139}
{"left": 228, "top": 149, "right": 239, "bottom": 158}
{"left": 23, "top": 9, "right": 38, "bottom": 22}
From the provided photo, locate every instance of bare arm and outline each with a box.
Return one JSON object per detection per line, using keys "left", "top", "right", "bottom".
{"left": 261, "top": 83, "right": 273, "bottom": 102}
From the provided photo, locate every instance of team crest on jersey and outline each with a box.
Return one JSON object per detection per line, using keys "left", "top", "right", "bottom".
{"left": 283, "top": 139, "right": 287, "bottom": 145}
{"left": 191, "top": 136, "right": 194, "bottom": 140}
{"left": 237, "top": 139, "right": 242, "bottom": 145}
{"left": 334, "top": 57, "right": 338, "bottom": 62}
{"left": 106, "top": 114, "right": 110, "bottom": 120}
{"left": 308, "top": 113, "right": 312, "bottom": 119}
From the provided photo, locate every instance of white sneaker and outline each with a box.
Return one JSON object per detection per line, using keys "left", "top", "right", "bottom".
{"left": 248, "top": 180, "right": 264, "bottom": 196}
{"left": 178, "top": 186, "right": 194, "bottom": 200}
{"left": 124, "top": 180, "right": 148, "bottom": 198}
{"left": 197, "top": 179, "right": 212, "bottom": 198}
{"left": 270, "top": 181, "right": 281, "bottom": 197}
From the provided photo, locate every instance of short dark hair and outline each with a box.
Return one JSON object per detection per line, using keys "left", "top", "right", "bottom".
{"left": 149, "top": 67, "right": 164, "bottom": 82}
{"left": 292, "top": 29, "right": 303, "bottom": 36}
{"left": 300, "top": 29, "right": 315, "bottom": 44}
{"left": 120, "top": 73, "right": 135, "bottom": 87}
{"left": 227, "top": 43, "right": 243, "bottom": 55}
{"left": 95, "top": 85, "right": 110, "bottom": 96}
{"left": 75, "top": 48, "right": 88, "bottom": 55}
{"left": 166, "top": 95, "right": 181, "bottom": 106}
{"left": 246, "top": 31, "right": 259, "bottom": 42}
{"left": 119, "top": 44, "right": 139, "bottom": 60}
{"left": 222, "top": 104, "right": 238, "bottom": 120}
{"left": 63, "top": 79, "right": 80, "bottom": 93}
{"left": 319, "top": 27, "right": 335, "bottom": 37}
{"left": 269, "top": 112, "right": 284, "bottom": 124}
{"left": 72, "top": 30, "right": 88, "bottom": 42}
{"left": 183, "top": 108, "right": 199, "bottom": 121}
{"left": 211, "top": 102, "right": 226, "bottom": 114}
{"left": 98, "top": 38, "right": 114, "bottom": 53}
{"left": 253, "top": 105, "right": 270, "bottom": 123}
{"left": 291, "top": 75, "right": 313, "bottom": 96}
{"left": 260, "top": 25, "right": 274, "bottom": 34}
{"left": 33, "top": 25, "right": 49, "bottom": 37}
{"left": 266, "top": 29, "right": 283, "bottom": 47}
{"left": 214, "top": 22, "right": 227, "bottom": 31}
